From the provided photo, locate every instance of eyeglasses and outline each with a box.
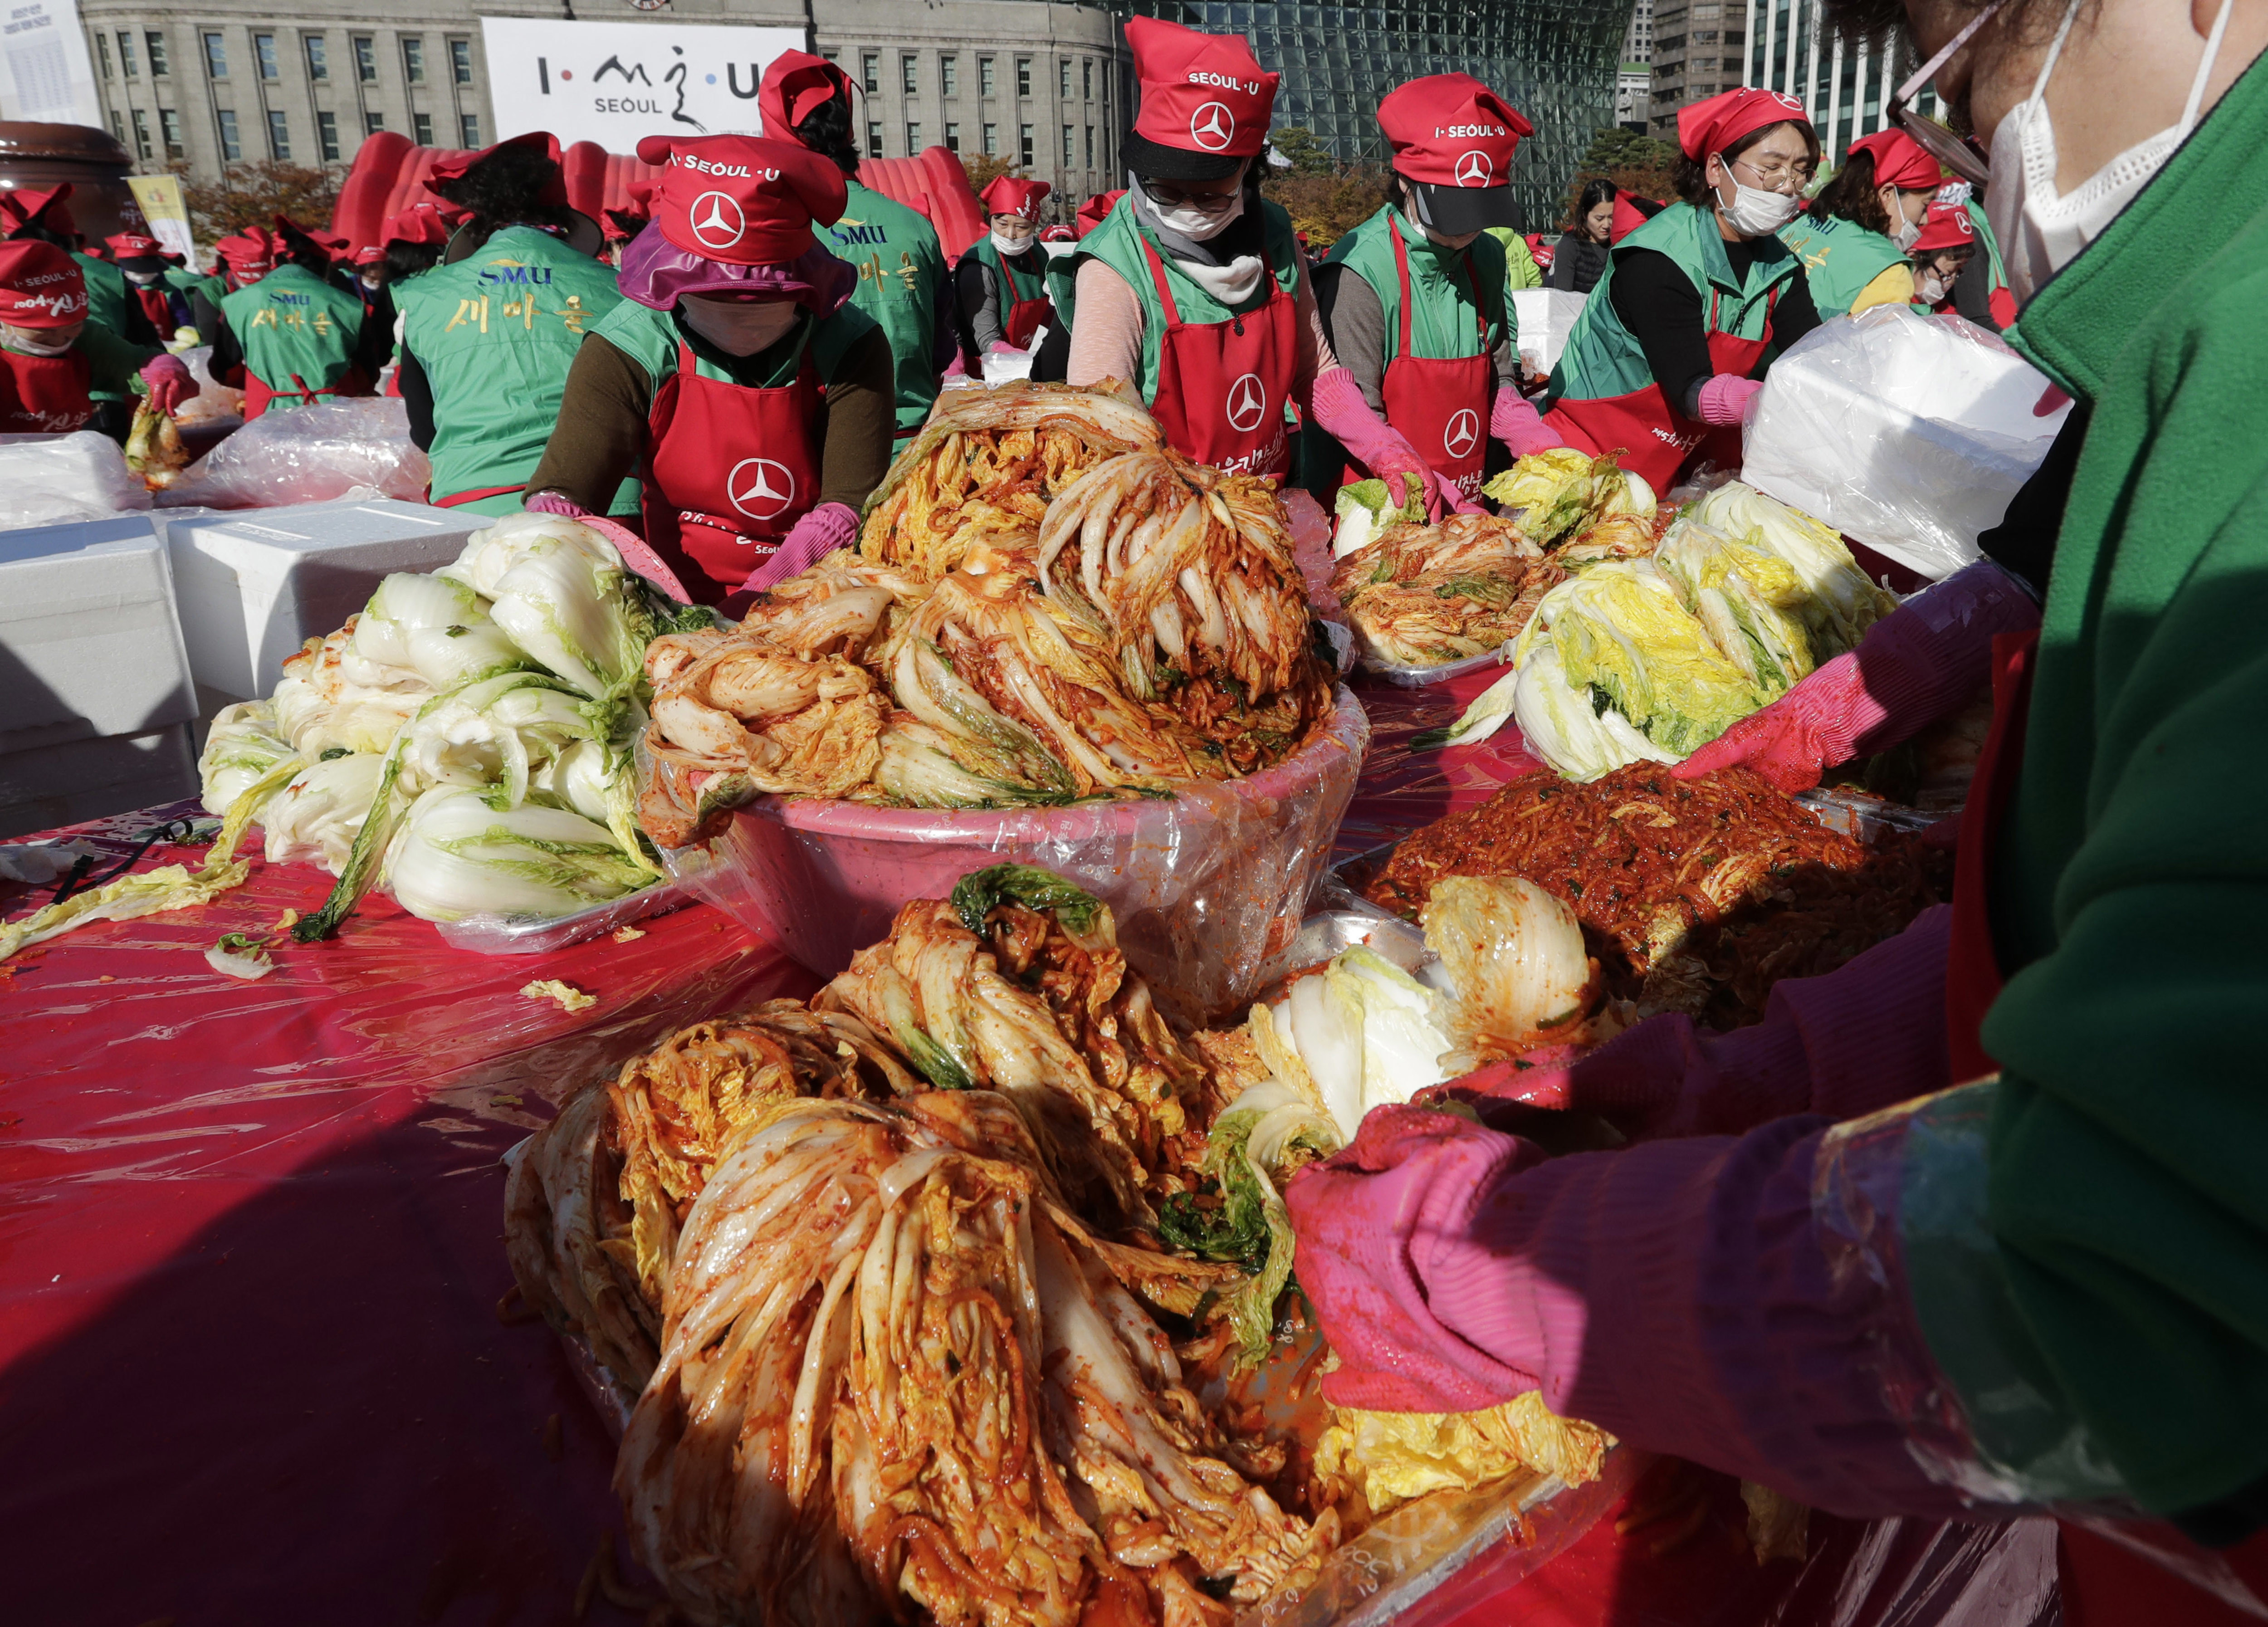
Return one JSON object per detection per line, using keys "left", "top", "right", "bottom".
{"left": 1729, "top": 154, "right": 1815, "bottom": 192}
{"left": 1889, "top": 0, "right": 2002, "bottom": 187}
{"left": 1141, "top": 180, "right": 1242, "bottom": 213}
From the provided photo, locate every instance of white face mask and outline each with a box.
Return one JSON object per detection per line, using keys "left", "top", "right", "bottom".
{"left": 0, "top": 326, "right": 77, "bottom": 357}
{"left": 1916, "top": 270, "right": 1950, "bottom": 303}
{"left": 1887, "top": 194, "right": 1925, "bottom": 253}
{"left": 990, "top": 227, "right": 1036, "bottom": 257}
{"left": 1712, "top": 160, "right": 1804, "bottom": 236}
{"left": 679, "top": 294, "right": 801, "bottom": 357}
{"left": 1137, "top": 179, "right": 1245, "bottom": 242}
{"left": 1988, "top": 0, "right": 2233, "bottom": 302}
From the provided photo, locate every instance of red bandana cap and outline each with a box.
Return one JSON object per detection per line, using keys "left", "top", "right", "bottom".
{"left": 979, "top": 176, "right": 1051, "bottom": 220}
{"left": 215, "top": 227, "right": 280, "bottom": 278}
{"left": 0, "top": 182, "right": 74, "bottom": 237}
{"left": 1126, "top": 16, "right": 1278, "bottom": 158}
{"left": 381, "top": 205, "right": 455, "bottom": 249}
{"left": 1847, "top": 129, "right": 1943, "bottom": 191}
{"left": 758, "top": 49, "right": 852, "bottom": 139}
{"left": 636, "top": 134, "right": 846, "bottom": 265}
{"left": 1609, "top": 194, "right": 1655, "bottom": 244}
{"left": 1676, "top": 87, "right": 1812, "bottom": 161}
{"left": 427, "top": 131, "right": 569, "bottom": 209}
{"left": 1075, "top": 190, "right": 1124, "bottom": 237}
{"left": 353, "top": 244, "right": 386, "bottom": 266}
{"left": 1377, "top": 74, "right": 1533, "bottom": 189}
{"left": 105, "top": 231, "right": 163, "bottom": 260}
{"left": 0, "top": 240, "right": 88, "bottom": 327}
{"left": 1911, "top": 199, "right": 1977, "bottom": 254}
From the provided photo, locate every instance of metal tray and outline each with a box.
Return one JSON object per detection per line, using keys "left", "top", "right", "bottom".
{"left": 433, "top": 876, "right": 695, "bottom": 956}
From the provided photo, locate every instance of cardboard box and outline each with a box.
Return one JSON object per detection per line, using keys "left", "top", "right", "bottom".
{"left": 0, "top": 723, "right": 197, "bottom": 840}
{"left": 0, "top": 517, "right": 196, "bottom": 746}
{"left": 164, "top": 499, "right": 484, "bottom": 702}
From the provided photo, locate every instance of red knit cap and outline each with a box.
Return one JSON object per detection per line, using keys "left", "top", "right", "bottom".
{"left": 105, "top": 231, "right": 164, "bottom": 260}
{"left": 428, "top": 131, "right": 569, "bottom": 209}
{"left": 1609, "top": 194, "right": 1655, "bottom": 244}
{"left": 1377, "top": 74, "right": 1533, "bottom": 190}
{"left": 1126, "top": 17, "right": 1278, "bottom": 159}
{"left": 758, "top": 49, "right": 852, "bottom": 139}
{"left": 0, "top": 239, "right": 88, "bottom": 327}
{"left": 1075, "top": 190, "right": 1124, "bottom": 237}
{"left": 0, "top": 182, "right": 74, "bottom": 238}
{"left": 215, "top": 227, "right": 281, "bottom": 278}
{"left": 1676, "top": 87, "right": 1812, "bottom": 161}
{"left": 635, "top": 134, "right": 847, "bottom": 265}
{"left": 1847, "top": 130, "right": 1943, "bottom": 191}
{"left": 979, "top": 176, "right": 1051, "bottom": 221}
{"left": 381, "top": 204, "right": 455, "bottom": 249}
{"left": 1911, "top": 199, "right": 1977, "bottom": 254}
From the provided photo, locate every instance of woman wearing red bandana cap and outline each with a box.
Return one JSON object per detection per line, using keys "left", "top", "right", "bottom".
{"left": 1048, "top": 16, "right": 1343, "bottom": 481}
{"left": 1306, "top": 73, "right": 1564, "bottom": 518}
{"left": 957, "top": 175, "right": 1055, "bottom": 372}
{"left": 207, "top": 216, "right": 385, "bottom": 418}
{"left": 1777, "top": 128, "right": 1945, "bottom": 317}
{"left": 525, "top": 134, "right": 894, "bottom": 606}
{"left": 107, "top": 232, "right": 192, "bottom": 339}
{"left": 1906, "top": 196, "right": 2010, "bottom": 330}
{"left": 0, "top": 241, "right": 195, "bottom": 433}
{"left": 1541, "top": 86, "right": 1824, "bottom": 493}
{"left": 760, "top": 49, "right": 951, "bottom": 440}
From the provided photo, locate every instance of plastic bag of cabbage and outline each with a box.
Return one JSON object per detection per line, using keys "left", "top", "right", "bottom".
{"left": 194, "top": 513, "right": 715, "bottom": 940}
{"left": 1424, "top": 483, "right": 1897, "bottom": 780}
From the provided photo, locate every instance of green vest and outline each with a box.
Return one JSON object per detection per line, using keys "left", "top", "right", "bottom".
{"left": 397, "top": 227, "right": 635, "bottom": 515}
{"left": 1775, "top": 211, "right": 1905, "bottom": 319}
{"left": 1329, "top": 206, "right": 1509, "bottom": 366}
{"left": 1893, "top": 56, "right": 2268, "bottom": 1520}
{"left": 965, "top": 234, "right": 1051, "bottom": 334}
{"left": 821, "top": 181, "right": 946, "bottom": 435}
{"left": 165, "top": 266, "right": 228, "bottom": 307}
{"left": 589, "top": 293, "right": 880, "bottom": 396}
{"left": 1545, "top": 202, "right": 1805, "bottom": 407}
{"left": 1046, "top": 192, "right": 1304, "bottom": 411}
{"left": 218, "top": 263, "right": 365, "bottom": 415}
{"left": 1485, "top": 226, "right": 1544, "bottom": 293}
{"left": 73, "top": 253, "right": 138, "bottom": 401}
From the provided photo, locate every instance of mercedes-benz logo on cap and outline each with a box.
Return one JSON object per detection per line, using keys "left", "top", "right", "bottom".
{"left": 689, "top": 191, "right": 747, "bottom": 251}
{"left": 1225, "top": 372, "right": 1267, "bottom": 433}
{"left": 727, "top": 457, "right": 797, "bottom": 522}
{"left": 1190, "top": 102, "right": 1237, "bottom": 152}
{"left": 1454, "top": 150, "right": 1493, "bottom": 187}
{"left": 1444, "top": 408, "right": 1481, "bottom": 458}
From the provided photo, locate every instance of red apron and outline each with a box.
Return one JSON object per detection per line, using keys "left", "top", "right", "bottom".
{"left": 242, "top": 366, "right": 370, "bottom": 418}
{"left": 432, "top": 484, "right": 526, "bottom": 509}
{"left": 1136, "top": 233, "right": 1297, "bottom": 480}
{"left": 640, "top": 337, "right": 822, "bottom": 605}
{"left": 994, "top": 249, "right": 1052, "bottom": 348}
{"left": 132, "top": 283, "right": 175, "bottom": 333}
{"left": 1364, "top": 216, "right": 1493, "bottom": 503}
{"left": 1544, "top": 283, "right": 1780, "bottom": 493}
{"left": 0, "top": 346, "right": 94, "bottom": 434}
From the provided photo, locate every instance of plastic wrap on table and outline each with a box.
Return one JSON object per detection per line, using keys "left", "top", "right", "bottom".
{"left": 1742, "top": 308, "right": 2070, "bottom": 582}
{"left": 432, "top": 876, "right": 696, "bottom": 955}
{"left": 1336, "top": 671, "right": 1546, "bottom": 866}
{"left": 156, "top": 396, "right": 432, "bottom": 510}
{"left": 660, "top": 688, "right": 1370, "bottom": 1023}
{"left": 0, "top": 430, "right": 154, "bottom": 528}
{"left": 1355, "top": 639, "right": 1517, "bottom": 689}
{"left": 172, "top": 345, "right": 247, "bottom": 424}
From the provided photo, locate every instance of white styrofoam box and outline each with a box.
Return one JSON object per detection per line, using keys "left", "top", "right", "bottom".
{"left": 0, "top": 722, "right": 196, "bottom": 840}
{"left": 0, "top": 516, "right": 197, "bottom": 747}
{"left": 0, "top": 431, "right": 155, "bottom": 531}
{"left": 1742, "top": 306, "right": 2072, "bottom": 581}
{"left": 1510, "top": 288, "right": 1590, "bottom": 377}
{"left": 163, "top": 498, "right": 486, "bottom": 702}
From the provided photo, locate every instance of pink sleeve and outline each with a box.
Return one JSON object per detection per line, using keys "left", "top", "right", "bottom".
{"left": 1290, "top": 251, "right": 1337, "bottom": 415}
{"left": 1065, "top": 259, "right": 1147, "bottom": 391}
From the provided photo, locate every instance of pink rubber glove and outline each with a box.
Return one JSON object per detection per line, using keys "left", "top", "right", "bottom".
{"left": 1450, "top": 905, "right": 1951, "bottom": 1142}
{"left": 1491, "top": 383, "right": 1565, "bottom": 459}
{"left": 1310, "top": 364, "right": 1444, "bottom": 520}
{"left": 523, "top": 489, "right": 590, "bottom": 518}
{"left": 1676, "top": 559, "right": 2039, "bottom": 793}
{"left": 138, "top": 353, "right": 194, "bottom": 416}
{"left": 1696, "top": 373, "right": 1762, "bottom": 426}
{"left": 741, "top": 501, "right": 859, "bottom": 594}
{"left": 1286, "top": 1105, "right": 1978, "bottom": 1519}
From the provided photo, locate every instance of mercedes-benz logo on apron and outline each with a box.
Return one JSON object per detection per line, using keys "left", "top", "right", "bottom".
{"left": 1225, "top": 372, "right": 1267, "bottom": 433}
{"left": 689, "top": 192, "right": 748, "bottom": 250}
{"left": 727, "top": 457, "right": 796, "bottom": 522}
{"left": 1444, "top": 408, "right": 1481, "bottom": 458}
{"left": 1189, "top": 103, "right": 1236, "bottom": 152}
{"left": 1454, "top": 150, "right": 1494, "bottom": 187}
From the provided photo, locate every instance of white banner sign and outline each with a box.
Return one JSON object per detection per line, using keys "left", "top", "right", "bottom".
{"left": 477, "top": 17, "right": 807, "bottom": 150}
{"left": 126, "top": 174, "right": 196, "bottom": 260}
{"left": 0, "top": 0, "right": 102, "bottom": 126}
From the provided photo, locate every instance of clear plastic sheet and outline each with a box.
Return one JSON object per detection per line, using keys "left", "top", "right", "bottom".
{"left": 661, "top": 688, "right": 1371, "bottom": 1023}
{"left": 432, "top": 877, "right": 696, "bottom": 956}
{"left": 172, "top": 345, "right": 247, "bottom": 424}
{"left": 1355, "top": 640, "right": 1517, "bottom": 688}
{"left": 156, "top": 396, "right": 432, "bottom": 510}
{"left": 1510, "top": 288, "right": 1591, "bottom": 379}
{"left": 0, "top": 430, "right": 154, "bottom": 528}
{"left": 1742, "top": 307, "right": 2071, "bottom": 581}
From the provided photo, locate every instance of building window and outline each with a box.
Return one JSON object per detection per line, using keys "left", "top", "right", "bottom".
{"left": 979, "top": 56, "right": 996, "bottom": 97}
{"left": 97, "top": 32, "right": 113, "bottom": 77}
{"left": 944, "top": 121, "right": 960, "bottom": 151}
{"left": 1085, "top": 125, "right": 1094, "bottom": 167}
{"left": 1019, "top": 122, "right": 1034, "bottom": 165}
{"left": 159, "top": 107, "right": 184, "bottom": 157}
{"left": 365, "top": 110, "right": 384, "bottom": 134}
{"left": 866, "top": 121, "right": 883, "bottom": 158}
{"left": 1059, "top": 59, "right": 1071, "bottom": 99}
{"left": 147, "top": 32, "right": 169, "bottom": 76}
{"left": 1016, "top": 57, "right": 1031, "bottom": 98}
{"left": 901, "top": 54, "right": 918, "bottom": 94}
{"left": 255, "top": 34, "right": 278, "bottom": 81}
{"left": 267, "top": 109, "right": 289, "bottom": 159}
{"left": 353, "top": 36, "right": 376, "bottom": 82}
{"left": 130, "top": 107, "right": 152, "bottom": 160}
{"left": 217, "top": 108, "right": 241, "bottom": 160}
{"left": 450, "top": 39, "right": 472, "bottom": 85}
{"left": 982, "top": 121, "right": 998, "bottom": 155}
{"left": 402, "top": 37, "right": 425, "bottom": 84}
{"left": 940, "top": 55, "right": 957, "bottom": 97}
{"left": 413, "top": 112, "right": 434, "bottom": 145}
{"left": 117, "top": 31, "right": 138, "bottom": 77}
{"left": 459, "top": 113, "right": 479, "bottom": 146}
{"left": 905, "top": 122, "right": 922, "bottom": 152}
{"left": 1083, "top": 58, "right": 1093, "bottom": 100}
{"left": 203, "top": 31, "right": 226, "bottom": 78}
{"left": 861, "top": 52, "right": 879, "bottom": 93}
{"left": 318, "top": 110, "right": 340, "bottom": 161}
{"left": 109, "top": 110, "right": 124, "bottom": 143}
{"left": 305, "top": 35, "right": 327, "bottom": 81}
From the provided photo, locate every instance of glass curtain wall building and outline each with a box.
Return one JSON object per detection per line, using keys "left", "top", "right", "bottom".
{"left": 1116, "top": 1, "right": 1629, "bottom": 230}
{"left": 1741, "top": 0, "right": 1943, "bottom": 166}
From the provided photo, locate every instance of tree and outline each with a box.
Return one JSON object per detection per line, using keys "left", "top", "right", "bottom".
{"left": 1261, "top": 162, "right": 1391, "bottom": 252}
{"left": 957, "top": 151, "right": 1022, "bottom": 197}
{"left": 1559, "top": 126, "right": 1681, "bottom": 227}
{"left": 1268, "top": 125, "right": 1335, "bottom": 176}
{"left": 172, "top": 159, "right": 342, "bottom": 239}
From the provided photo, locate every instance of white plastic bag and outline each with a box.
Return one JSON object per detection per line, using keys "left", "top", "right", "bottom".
{"left": 1742, "top": 306, "right": 2071, "bottom": 580}
{"left": 172, "top": 346, "right": 246, "bottom": 424}
{"left": 0, "top": 432, "right": 154, "bottom": 528}
{"left": 157, "top": 396, "right": 431, "bottom": 510}
{"left": 981, "top": 343, "right": 1038, "bottom": 384}
{"left": 1510, "top": 288, "right": 1589, "bottom": 377}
